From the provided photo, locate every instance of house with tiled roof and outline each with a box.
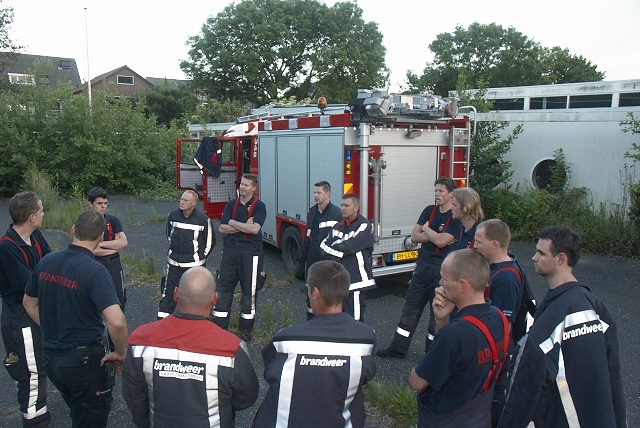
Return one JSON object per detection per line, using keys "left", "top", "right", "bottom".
{"left": 0, "top": 53, "right": 82, "bottom": 89}
{"left": 146, "top": 77, "right": 189, "bottom": 87}
{"left": 73, "top": 65, "right": 153, "bottom": 97}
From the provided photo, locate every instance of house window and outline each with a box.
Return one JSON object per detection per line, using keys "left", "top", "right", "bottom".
{"left": 568, "top": 94, "right": 612, "bottom": 108}
{"left": 530, "top": 96, "right": 567, "bottom": 110}
{"left": 7, "top": 73, "right": 35, "bottom": 85}
{"left": 59, "top": 60, "right": 72, "bottom": 69}
{"left": 39, "top": 76, "right": 50, "bottom": 85}
{"left": 619, "top": 92, "right": 640, "bottom": 107}
{"left": 117, "top": 75, "right": 134, "bottom": 85}
{"left": 491, "top": 98, "right": 524, "bottom": 111}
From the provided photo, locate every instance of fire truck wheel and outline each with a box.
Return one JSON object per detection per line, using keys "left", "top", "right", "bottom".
{"left": 281, "top": 227, "right": 302, "bottom": 272}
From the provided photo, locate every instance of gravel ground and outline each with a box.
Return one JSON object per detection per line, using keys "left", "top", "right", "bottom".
{"left": 1, "top": 195, "right": 638, "bottom": 427}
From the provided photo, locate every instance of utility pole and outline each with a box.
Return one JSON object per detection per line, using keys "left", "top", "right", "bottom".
{"left": 84, "top": 7, "right": 92, "bottom": 109}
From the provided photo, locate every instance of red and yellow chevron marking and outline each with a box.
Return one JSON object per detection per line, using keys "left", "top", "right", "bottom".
{"left": 344, "top": 183, "right": 354, "bottom": 194}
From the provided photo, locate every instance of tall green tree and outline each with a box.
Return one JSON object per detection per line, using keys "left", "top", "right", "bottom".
{"left": 406, "top": 22, "right": 604, "bottom": 96}
{"left": 188, "top": 98, "right": 247, "bottom": 126}
{"left": 621, "top": 112, "right": 640, "bottom": 162}
{"left": 0, "top": 0, "right": 20, "bottom": 76}
{"left": 181, "top": 0, "right": 388, "bottom": 105}
{"left": 458, "top": 79, "right": 522, "bottom": 193}
{"left": 135, "top": 80, "right": 199, "bottom": 128}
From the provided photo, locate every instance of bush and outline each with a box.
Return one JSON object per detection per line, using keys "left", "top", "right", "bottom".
{"left": 0, "top": 79, "right": 183, "bottom": 197}
{"left": 23, "top": 165, "right": 84, "bottom": 231}
{"left": 629, "top": 181, "right": 640, "bottom": 229}
{"left": 482, "top": 184, "right": 639, "bottom": 257}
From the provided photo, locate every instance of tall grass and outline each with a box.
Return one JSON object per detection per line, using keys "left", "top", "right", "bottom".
{"left": 363, "top": 381, "right": 418, "bottom": 428}
{"left": 23, "top": 165, "right": 84, "bottom": 232}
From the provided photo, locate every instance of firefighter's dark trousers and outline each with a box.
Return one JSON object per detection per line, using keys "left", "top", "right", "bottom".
{"left": 1, "top": 301, "right": 50, "bottom": 428}
{"left": 387, "top": 255, "right": 444, "bottom": 355}
{"left": 42, "top": 344, "right": 112, "bottom": 428}
{"left": 157, "top": 264, "right": 190, "bottom": 318}
{"left": 304, "top": 242, "right": 322, "bottom": 320}
{"left": 212, "top": 239, "right": 264, "bottom": 335}
{"left": 96, "top": 253, "right": 126, "bottom": 310}
{"left": 343, "top": 290, "right": 367, "bottom": 322}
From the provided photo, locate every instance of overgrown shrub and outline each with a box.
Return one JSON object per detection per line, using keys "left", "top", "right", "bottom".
{"left": 0, "top": 76, "right": 183, "bottom": 197}
{"left": 630, "top": 181, "right": 640, "bottom": 229}
{"left": 482, "top": 183, "right": 639, "bottom": 257}
{"left": 22, "top": 165, "right": 84, "bottom": 231}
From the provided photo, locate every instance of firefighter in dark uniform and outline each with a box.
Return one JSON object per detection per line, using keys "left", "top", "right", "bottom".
{"left": 123, "top": 267, "right": 259, "bottom": 428}
{"left": 301, "top": 181, "right": 342, "bottom": 319}
{"left": 252, "top": 261, "right": 376, "bottom": 428}
{"left": 23, "top": 210, "right": 128, "bottom": 428}
{"left": 88, "top": 187, "right": 128, "bottom": 310}
{"left": 377, "top": 177, "right": 459, "bottom": 359}
{"left": 409, "top": 249, "right": 509, "bottom": 427}
{"left": 158, "top": 189, "right": 214, "bottom": 319}
{"left": 499, "top": 227, "right": 626, "bottom": 428}
{"left": 212, "top": 174, "right": 267, "bottom": 342}
{"left": 0, "top": 192, "right": 51, "bottom": 428}
{"left": 473, "top": 219, "right": 525, "bottom": 427}
{"left": 320, "top": 194, "right": 375, "bottom": 321}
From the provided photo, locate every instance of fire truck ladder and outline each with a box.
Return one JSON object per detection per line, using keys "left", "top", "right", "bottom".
{"left": 448, "top": 109, "right": 474, "bottom": 186}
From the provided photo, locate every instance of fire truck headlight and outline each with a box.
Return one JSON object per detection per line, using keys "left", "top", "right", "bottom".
{"left": 404, "top": 236, "right": 418, "bottom": 250}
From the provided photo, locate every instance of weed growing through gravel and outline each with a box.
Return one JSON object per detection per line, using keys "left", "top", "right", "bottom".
{"left": 147, "top": 208, "right": 167, "bottom": 223}
{"left": 249, "top": 299, "right": 295, "bottom": 344}
{"left": 264, "top": 271, "right": 297, "bottom": 289}
{"left": 120, "top": 251, "right": 162, "bottom": 285}
{"left": 363, "top": 381, "right": 418, "bottom": 428}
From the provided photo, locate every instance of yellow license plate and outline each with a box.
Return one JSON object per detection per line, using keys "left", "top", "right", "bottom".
{"left": 393, "top": 250, "right": 418, "bottom": 261}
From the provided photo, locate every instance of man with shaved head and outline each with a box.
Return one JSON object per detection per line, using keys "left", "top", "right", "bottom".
{"left": 123, "top": 267, "right": 259, "bottom": 428}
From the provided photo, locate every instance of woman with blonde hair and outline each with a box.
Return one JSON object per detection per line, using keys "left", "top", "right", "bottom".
{"left": 450, "top": 187, "right": 483, "bottom": 249}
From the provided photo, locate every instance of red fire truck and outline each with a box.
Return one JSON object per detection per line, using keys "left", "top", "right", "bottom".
{"left": 177, "top": 89, "right": 471, "bottom": 277}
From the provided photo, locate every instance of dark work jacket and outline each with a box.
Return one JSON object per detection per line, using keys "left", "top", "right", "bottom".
{"left": 499, "top": 282, "right": 626, "bottom": 428}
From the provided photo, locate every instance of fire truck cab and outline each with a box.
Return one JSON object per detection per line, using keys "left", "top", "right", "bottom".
{"left": 177, "top": 89, "right": 471, "bottom": 277}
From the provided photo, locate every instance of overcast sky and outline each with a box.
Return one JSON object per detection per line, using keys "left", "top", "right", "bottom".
{"left": 3, "top": 0, "right": 640, "bottom": 96}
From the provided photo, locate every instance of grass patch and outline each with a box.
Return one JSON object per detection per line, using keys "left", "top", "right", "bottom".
{"left": 250, "top": 298, "right": 295, "bottom": 344}
{"left": 363, "top": 381, "right": 418, "bottom": 428}
{"left": 264, "top": 271, "right": 296, "bottom": 289}
{"left": 120, "top": 251, "right": 162, "bottom": 285}
{"left": 147, "top": 207, "right": 167, "bottom": 223}
{"left": 24, "top": 166, "right": 85, "bottom": 232}
{"left": 123, "top": 207, "right": 139, "bottom": 227}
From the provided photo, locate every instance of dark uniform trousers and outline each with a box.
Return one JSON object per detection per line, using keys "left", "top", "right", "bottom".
{"left": 158, "top": 264, "right": 190, "bottom": 318}
{"left": 304, "top": 242, "right": 323, "bottom": 320}
{"left": 95, "top": 253, "right": 126, "bottom": 310}
{"left": 213, "top": 239, "right": 264, "bottom": 334}
{"left": 391, "top": 254, "right": 444, "bottom": 354}
{"left": 1, "top": 301, "right": 50, "bottom": 428}
{"left": 41, "top": 344, "right": 113, "bottom": 428}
